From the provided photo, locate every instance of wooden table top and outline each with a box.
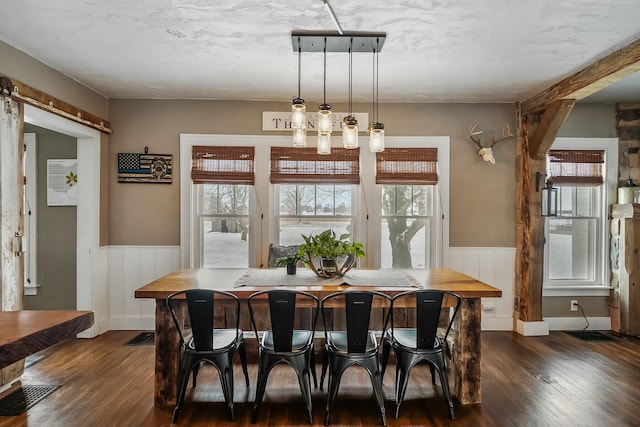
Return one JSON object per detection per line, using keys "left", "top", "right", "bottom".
{"left": 135, "top": 268, "right": 502, "bottom": 300}
{"left": 0, "top": 310, "right": 94, "bottom": 369}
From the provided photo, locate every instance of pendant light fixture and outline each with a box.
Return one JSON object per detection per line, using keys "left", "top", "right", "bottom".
{"left": 292, "top": 39, "right": 307, "bottom": 147}
{"left": 317, "top": 42, "right": 332, "bottom": 154}
{"left": 342, "top": 40, "right": 358, "bottom": 149}
{"left": 290, "top": 0, "right": 387, "bottom": 154}
{"left": 368, "top": 39, "right": 384, "bottom": 152}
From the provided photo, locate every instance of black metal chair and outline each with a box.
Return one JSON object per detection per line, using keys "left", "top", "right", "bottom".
{"left": 248, "top": 289, "right": 320, "bottom": 424}
{"left": 320, "top": 290, "right": 392, "bottom": 426}
{"left": 380, "top": 290, "right": 461, "bottom": 420}
{"left": 166, "top": 289, "right": 250, "bottom": 423}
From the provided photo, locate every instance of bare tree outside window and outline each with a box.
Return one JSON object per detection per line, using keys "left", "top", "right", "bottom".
{"left": 381, "top": 185, "right": 431, "bottom": 268}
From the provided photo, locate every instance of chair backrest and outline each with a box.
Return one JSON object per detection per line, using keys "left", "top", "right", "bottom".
{"left": 166, "top": 289, "right": 241, "bottom": 352}
{"left": 321, "top": 291, "right": 392, "bottom": 354}
{"left": 247, "top": 289, "right": 319, "bottom": 352}
{"left": 268, "top": 244, "right": 301, "bottom": 268}
{"left": 391, "top": 290, "right": 461, "bottom": 350}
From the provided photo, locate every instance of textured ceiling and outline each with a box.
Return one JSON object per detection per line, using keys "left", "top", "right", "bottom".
{"left": 1, "top": 0, "right": 639, "bottom": 103}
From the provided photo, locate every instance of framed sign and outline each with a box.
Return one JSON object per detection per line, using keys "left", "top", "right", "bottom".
{"left": 117, "top": 153, "right": 173, "bottom": 184}
{"left": 47, "top": 159, "right": 78, "bottom": 206}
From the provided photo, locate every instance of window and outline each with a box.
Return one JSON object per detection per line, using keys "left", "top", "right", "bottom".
{"left": 377, "top": 148, "right": 438, "bottom": 269}
{"left": 543, "top": 139, "right": 617, "bottom": 295}
{"left": 191, "top": 145, "right": 254, "bottom": 268}
{"left": 272, "top": 147, "right": 358, "bottom": 246}
{"left": 180, "top": 135, "right": 450, "bottom": 270}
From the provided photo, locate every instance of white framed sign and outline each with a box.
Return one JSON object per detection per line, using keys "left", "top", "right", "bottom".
{"left": 263, "top": 111, "right": 369, "bottom": 132}
{"left": 47, "top": 159, "right": 78, "bottom": 206}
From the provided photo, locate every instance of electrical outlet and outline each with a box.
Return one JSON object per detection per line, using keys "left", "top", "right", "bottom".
{"left": 570, "top": 300, "right": 578, "bottom": 311}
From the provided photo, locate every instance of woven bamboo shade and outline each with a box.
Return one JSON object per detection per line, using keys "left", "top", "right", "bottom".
{"left": 270, "top": 147, "right": 360, "bottom": 184}
{"left": 191, "top": 146, "right": 255, "bottom": 184}
{"left": 375, "top": 148, "right": 438, "bottom": 185}
{"left": 548, "top": 149, "right": 604, "bottom": 186}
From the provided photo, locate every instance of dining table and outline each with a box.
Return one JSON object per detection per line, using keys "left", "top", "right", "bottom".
{"left": 134, "top": 267, "right": 502, "bottom": 407}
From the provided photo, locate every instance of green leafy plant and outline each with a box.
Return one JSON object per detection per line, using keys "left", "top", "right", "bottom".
{"left": 297, "top": 229, "right": 365, "bottom": 278}
{"left": 275, "top": 253, "right": 304, "bottom": 266}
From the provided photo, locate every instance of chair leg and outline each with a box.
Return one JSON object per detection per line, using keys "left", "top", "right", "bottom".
{"left": 251, "top": 355, "right": 274, "bottom": 424}
{"left": 429, "top": 363, "right": 436, "bottom": 385}
{"left": 369, "top": 365, "right": 387, "bottom": 427}
{"left": 172, "top": 358, "right": 193, "bottom": 423}
{"left": 238, "top": 341, "right": 250, "bottom": 386}
{"left": 216, "top": 354, "right": 236, "bottom": 422}
{"left": 435, "top": 361, "right": 455, "bottom": 420}
{"left": 324, "top": 359, "right": 346, "bottom": 426}
{"left": 192, "top": 361, "right": 199, "bottom": 388}
{"left": 320, "top": 346, "right": 329, "bottom": 391}
{"left": 293, "top": 354, "right": 314, "bottom": 424}
{"left": 394, "top": 357, "right": 411, "bottom": 419}
{"left": 310, "top": 345, "right": 318, "bottom": 388}
{"left": 380, "top": 337, "right": 391, "bottom": 380}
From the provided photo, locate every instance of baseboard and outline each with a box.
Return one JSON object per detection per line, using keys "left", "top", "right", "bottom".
{"left": 516, "top": 319, "right": 549, "bottom": 336}
{"left": 109, "top": 316, "right": 155, "bottom": 331}
{"left": 481, "top": 317, "right": 513, "bottom": 331}
{"left": 544, "top": 316, "right": 611, "bottom": 331}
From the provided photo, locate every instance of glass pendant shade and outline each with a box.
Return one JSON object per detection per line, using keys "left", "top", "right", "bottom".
{"left": 318, "top": 104, "right": 333, "bottom": 134}
{"left": 291, "top": 98, "right": 306, "bottom": 129}
{"left": 317, "top": 133, "right": 332, "bottom": 155}
{"left": 293, "top": 128, "right": 307, "bottom": 147}
{"left": 342, "top": 116, "right": 359, "bottom": 149}
{"left": 368, "top": 122, "right": 385, "bottom": 152}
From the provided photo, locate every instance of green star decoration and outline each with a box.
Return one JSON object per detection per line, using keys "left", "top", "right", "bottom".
{"left": 66, "top": 171, "right": 78, "bottom": 186}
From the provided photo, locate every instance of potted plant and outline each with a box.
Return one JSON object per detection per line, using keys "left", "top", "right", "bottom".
{"left": 298, "top": 229, "right": 365, "bottom": 278}
{"left": 276, "top": 253, "right": 304, "bottom": 275}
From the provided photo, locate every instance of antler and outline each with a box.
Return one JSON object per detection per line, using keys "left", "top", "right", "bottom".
{"left": 468, "top": 120, "right": 483, "bottom": 149}
{"left": 489, "top": 124, "right": 513, "bottom": 148}
{"left": 469, "top": 121, "right": 513, "bottom": 148}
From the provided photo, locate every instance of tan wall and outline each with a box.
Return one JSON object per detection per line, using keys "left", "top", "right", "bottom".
{"left": 108, "top": 100, "right": 517, "bottom": 246}
{"left": 0, "top": 40, "right": 111, "bottom": 245}
{"left": 0, "top": 41, "right": 108, "bottom": 119}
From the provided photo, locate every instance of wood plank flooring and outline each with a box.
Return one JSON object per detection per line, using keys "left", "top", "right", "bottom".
{"left": 0, "top": 330, "right": 638, "bottom": 426}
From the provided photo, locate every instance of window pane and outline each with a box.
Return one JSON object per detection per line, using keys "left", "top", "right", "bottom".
{"left": 381, "top": 185, "right": 432, "bottom": 216}
{"left": 201, "top": 216, "right": 249, "bottom": 268}
{"left": 279, "top": 218, "right": 351, "bottom": 246}
{"left": 381, "top": 219, "right": 427, "bottom": 269}
{"left": 548, "top": 218, "right": 594, "bottom": 280}
{"left": 200, "top": 184, "right": 249, "bottom": 215}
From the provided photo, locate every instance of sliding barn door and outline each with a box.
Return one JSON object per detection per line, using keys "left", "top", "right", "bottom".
{"left": 0, "top": 94, "right": 25, "bottom": 386}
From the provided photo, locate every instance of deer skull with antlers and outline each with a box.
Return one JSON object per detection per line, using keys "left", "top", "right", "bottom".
{"left": 468, "top": 121, "right": 513, "bottom": 164}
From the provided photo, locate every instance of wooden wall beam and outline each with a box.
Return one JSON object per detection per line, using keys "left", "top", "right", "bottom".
{"left": 1, "top": 74, "right": 111, "bottom": 134}
{"left": 521, "top": 37, "right": 640, "bottom": 114}
{"left": 527, "top": 99, "right": 576, "bottom": 160}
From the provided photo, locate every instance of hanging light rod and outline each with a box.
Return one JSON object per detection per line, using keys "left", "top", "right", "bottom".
{"left": 322, "top": 0, "right": 344, "bottom": 35}
{"left": 291, "top": 30, "right": 386, "bottom": 53}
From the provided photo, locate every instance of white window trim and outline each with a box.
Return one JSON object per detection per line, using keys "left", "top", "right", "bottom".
{"left": 542, "top": 137, "right": 617, "bottom": 297}
{"left": 180, "top": 134, "right": 450, "bottom": 270}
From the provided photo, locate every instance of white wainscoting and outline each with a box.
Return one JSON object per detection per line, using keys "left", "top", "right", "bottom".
{"left": 105, "top": 245, "right": 516, "bottom": 331}
{"left": 107, "top": 246, "right": 180, "bottom": 330}
{"left": 449, "top": 247, "right": 515, "bottom": 331}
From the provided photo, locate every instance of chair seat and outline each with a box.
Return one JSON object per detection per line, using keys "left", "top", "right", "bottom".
{"left": 327, "top": 330, "right": 378, "bottom": 354}
{"left": 261, "top": 330, "right": 313, "bottom": 352}
{"left": 389, "top": 328, "right": 442, "bottom": 352}
{"left": 186, "top": 329, "right": 240, "bottom": 352}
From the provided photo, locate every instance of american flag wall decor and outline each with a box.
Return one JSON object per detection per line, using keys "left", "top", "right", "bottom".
{"left": 117, "top": 153, "right": 173, "bottom": 184}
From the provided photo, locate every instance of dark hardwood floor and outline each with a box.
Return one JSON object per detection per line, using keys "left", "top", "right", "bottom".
{"left": 0, "top": 330, "right": 639, "bottom": 427}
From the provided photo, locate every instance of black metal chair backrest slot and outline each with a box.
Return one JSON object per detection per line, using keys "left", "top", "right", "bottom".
{"left": 416, "top": 292, "right": 444, "bottom": 350}
{"left": 184, "top": 290, "right": 215, "bottom": 351}
{"left": 345, "top": 292, "right": 374, "bottom": 353}
{"left": 268, "top": 290, "right": 297, "bottom": 352}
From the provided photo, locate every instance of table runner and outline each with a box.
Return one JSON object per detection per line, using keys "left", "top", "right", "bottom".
{"left": 233, "top": 268, "right": 423, "bottom": 288}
